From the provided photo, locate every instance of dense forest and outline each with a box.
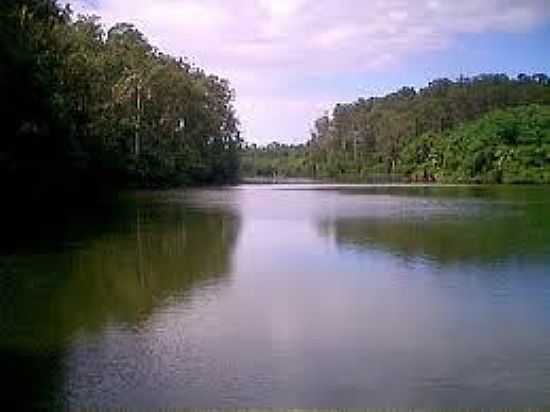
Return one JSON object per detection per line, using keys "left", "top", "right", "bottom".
{"left": 401, "top": 105, "right": 550, "bottom": 183}
{"left": 309, "top": 73, "right": 550, "bottom": 182}
{"left": 242, "top": 74, "right": 550, "bottom": 183}
{"left": 1, "top": 0, "right": 241, "bottom": 210}
{"left": 240, "top": 142, "right": 308, "bottom": 179}
{"left": 2, "top": 0, "right": 549, "bottom": 203}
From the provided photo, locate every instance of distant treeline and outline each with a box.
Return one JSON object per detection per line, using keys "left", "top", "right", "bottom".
{"left": 240, "top": 142, "right": 309, "bottom": 178}
{"left": 242, "top": 73, "right": 550, "bottom": 183}
{"left": 1, "top": 0, "right": 241, "bottom": 209}
{"left": 309, "top": 73, "right": 550, "bottom": 182}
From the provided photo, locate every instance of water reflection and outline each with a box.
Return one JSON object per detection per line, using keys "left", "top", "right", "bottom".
{"left": 317, "top": 186, "right": 550, "bottom": 265}
{"left": 1, "top": 185, "right": 550, "bottom": 408}
{"left": 0, "top": 193, "right": 241, "bottom": 408}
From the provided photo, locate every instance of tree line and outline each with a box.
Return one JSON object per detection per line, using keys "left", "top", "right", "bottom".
{"left": 1, "top": 0, "right": 241, "bottom": 210}
{"left": 240, "top": 142, "right": 308, "bottom": 178}
{"left": 305, "top": 73, "right": 550, "bottom": 182}
{"left": 401, "top": 105, "right": 550, "bottom": 183}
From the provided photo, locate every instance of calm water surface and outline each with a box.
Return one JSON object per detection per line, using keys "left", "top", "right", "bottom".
{"left": 2, "top": 185, "right": 550, "bottom": 408}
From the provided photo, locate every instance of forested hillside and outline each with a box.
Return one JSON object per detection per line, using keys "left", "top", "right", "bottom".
{"left": 306, "top": 74, "right": 550, "bottom": 182}
{"left": 1, "top": 0, "right": 241, "bottom": 209}
{"left": 401, "top": 105, "right": 550, "bottom": 184}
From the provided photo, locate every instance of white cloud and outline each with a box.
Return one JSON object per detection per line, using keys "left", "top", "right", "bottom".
{"left": 69, "top": 0, "right": 550, "bottom": 143}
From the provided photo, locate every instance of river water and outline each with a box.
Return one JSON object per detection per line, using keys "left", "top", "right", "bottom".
{"left": 2, "top": 185, "right": 550, "bottom": 408}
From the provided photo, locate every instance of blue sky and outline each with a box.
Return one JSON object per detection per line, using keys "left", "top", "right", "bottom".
{"left": 306, "top": 25, "right": 550, "bottom": 104}
{"left": 70, "top": 0, "right": 550, "bottom": 144}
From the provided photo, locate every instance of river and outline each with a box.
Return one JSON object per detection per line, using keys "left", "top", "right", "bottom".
{"left": 2, "top": 184, "right": 550, "bottom": 408}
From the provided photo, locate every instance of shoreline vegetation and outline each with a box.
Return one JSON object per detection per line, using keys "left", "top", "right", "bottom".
{"left": 1, "top": 0, "right": 241, "bottom": 212}
{"left": 2, "top": 2, "right": 549, "bottom": 218}
{"left": 241, "top": 78, "right": 550, "bottom": 184}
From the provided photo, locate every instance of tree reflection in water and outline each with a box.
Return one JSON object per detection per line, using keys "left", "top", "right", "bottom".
{"left": 0, "top": 193, "right": 241, "bottom": 408}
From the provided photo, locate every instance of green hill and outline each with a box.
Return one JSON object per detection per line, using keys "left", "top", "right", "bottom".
{"left": 401, "top": 105, "right": 550, "bottom": 183}
{"left": 305, "top": 74, "right": 550, "bottom": 183}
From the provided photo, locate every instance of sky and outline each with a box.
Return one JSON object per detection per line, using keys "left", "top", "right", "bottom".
{"left": 70, "top": 0, "right": 550, "bottom": 144}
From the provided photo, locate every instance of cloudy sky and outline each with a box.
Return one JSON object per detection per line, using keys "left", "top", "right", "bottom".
{"left": 70, "top": 0, "right": 550, "bottom": 144}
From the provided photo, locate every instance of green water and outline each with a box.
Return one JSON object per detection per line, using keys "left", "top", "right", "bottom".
{"left": 1, "top": 185, "right": 550, "bottom": 408}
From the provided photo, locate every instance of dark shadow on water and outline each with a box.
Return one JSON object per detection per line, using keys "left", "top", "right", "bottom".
{"left": 0, "top": 350, "right": 66, "bottom": 410}
{"left": 0, "top": 191, "right": 241, "bottom": 409}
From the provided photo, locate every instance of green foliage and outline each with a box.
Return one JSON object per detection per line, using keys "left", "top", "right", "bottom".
{"left": 240, "top": 142, "right": 309, "bottom": 178}
{"left": 307, "top": 74, "right": 550, "bottom": 182}
{"left": 401, "top": 105, "right": 550, "bottom": 183}
{"left": 1, "top": 0, "right": 241, "bottom": 209}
